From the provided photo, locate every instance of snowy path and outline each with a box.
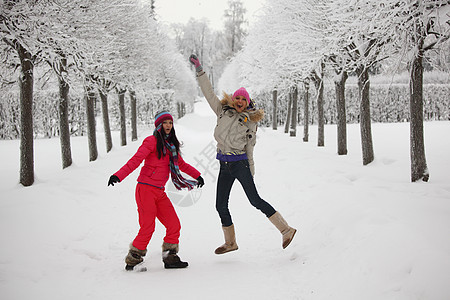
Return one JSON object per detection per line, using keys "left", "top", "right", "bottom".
{"left": 1, "top": 98, "right": 449, "bottom": 300}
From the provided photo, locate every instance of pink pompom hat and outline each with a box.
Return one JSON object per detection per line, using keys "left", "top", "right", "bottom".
{"left": 232, "top": 87, "right": 250, "bottom": 104}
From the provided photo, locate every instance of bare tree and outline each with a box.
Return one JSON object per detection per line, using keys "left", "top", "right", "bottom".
{"left": 17, "top": 42, "right": 35, "bottom": 186}
{"left": 327, "top": 52, "right": 349, "bottom": 155}
{"left": 1, "top": 1, "right": 67, "bottom": 185}
{"left": 98, "top": 79, "right": 115, "bottom": 153}
{"left": 290, "top": 86, "right": 298, "bottom": 137}
{"left": 409, "top": 33, "right": 428, "bottom": 181}
{"left": 85, "top": 80, "right": 98, "bottom": 162}
{"left": 303, "top": 80, "right": 310, "bottom": 142}
{"left": 311, "top": 61, "right": 325, "bottom": 147}
{"left": 356, "top": 64, "right": 374, "bottom": 165}
{"left": 98, "top": 90, "right": 112, "bottom": 152}
{"left": 400, "top": 1, "right": 449, "bottom": 182}
{"left": 58, "top": 55, "right": 72, "bottom": 168}
{"left": 334, "top": 69, "right": 348, "bottom": 155}
{"left": 117, "top": 88, "right": 127, "bottom": 147}
{"left": 224, "top": 0, "right": 248, "bottom": 55}
{"left": 284, "top": 94, "right": 292, "bottom": 134}
{"left": 130, "top": 89, "right": 138, "bottom": 142}
{"left": 272, "top": 89, "right": 278, "bottom": 130}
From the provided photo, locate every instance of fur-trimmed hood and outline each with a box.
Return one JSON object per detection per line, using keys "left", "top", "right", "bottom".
{"left": 220, "top": 92, "right": 264, "bottom": 122}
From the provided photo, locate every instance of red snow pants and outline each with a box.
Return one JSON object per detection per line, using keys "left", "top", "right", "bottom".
{"left": 132, "top": 184, "right": 181, "bottom": 251}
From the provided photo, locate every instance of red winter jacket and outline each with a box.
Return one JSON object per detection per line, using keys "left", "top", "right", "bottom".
{"left": 114, "top": 135, "right": 200, "bottom": 188}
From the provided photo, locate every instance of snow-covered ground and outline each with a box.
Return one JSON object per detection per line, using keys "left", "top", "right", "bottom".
{"left": 1, "top": 98, "right": 449, "bottom": 300}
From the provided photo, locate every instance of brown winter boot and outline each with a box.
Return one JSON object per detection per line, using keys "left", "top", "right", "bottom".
{"left": 125, "top": 243, "right": 147, "bottom": 270}
{"left": 162, "top": 242, "right": 188, "bottom": 269}
{"left": 269, "top": 212, "right": 297, "bottom": 249}
{"left": 215, "top": 224, "right": 239, "bottom": 255}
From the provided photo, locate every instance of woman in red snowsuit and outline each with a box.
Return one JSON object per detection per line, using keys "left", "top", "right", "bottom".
{"left": 108, "top": 111, "right": 204, "bottom": 270}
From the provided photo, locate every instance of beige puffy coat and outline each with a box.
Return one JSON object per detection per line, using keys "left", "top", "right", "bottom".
{"left": 197, "top": 71, "right": 264, "bottom": 175}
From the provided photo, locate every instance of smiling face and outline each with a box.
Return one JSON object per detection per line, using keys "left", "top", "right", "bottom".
{"left": 234, "top": 95, "right": 248, "bottom": 113}
{"left": 162, "top": 119, "right": 173, "bottom": 135}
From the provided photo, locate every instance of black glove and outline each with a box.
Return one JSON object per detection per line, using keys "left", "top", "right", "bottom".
{"left": 108, "top": 175, "right": 120, "bottom": 186}
{"left": 196, "top": 175, "right": 204, "bottom": 188}
{"left": 189, "top": 54, "right": 203, "bottom": 73}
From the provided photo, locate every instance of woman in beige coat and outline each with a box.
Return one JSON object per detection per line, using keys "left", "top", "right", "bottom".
{"left": 190, "top": 54, "right": 296, "bottom": 254}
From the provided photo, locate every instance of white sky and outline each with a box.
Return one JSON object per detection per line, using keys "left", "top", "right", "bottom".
{"left": 153, "top": 0, "right": 266, "bottom": 31}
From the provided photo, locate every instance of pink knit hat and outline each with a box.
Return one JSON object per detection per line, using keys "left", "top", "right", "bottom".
{"left": 232, "top": 87, "right": 250, "bottom": 104}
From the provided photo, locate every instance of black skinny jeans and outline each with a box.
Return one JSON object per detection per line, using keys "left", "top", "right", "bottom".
{"left": 216, "top": 159, "right": 276, "bottom": 227}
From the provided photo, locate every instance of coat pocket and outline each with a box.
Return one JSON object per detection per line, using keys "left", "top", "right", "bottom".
{"left": 141, "top": 165, "right": 156, "bottom": 178}
{"left": 228, "top": 120, "right": 249, "bottom": 148}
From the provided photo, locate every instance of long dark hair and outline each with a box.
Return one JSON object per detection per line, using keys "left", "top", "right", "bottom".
{"left": 155, "top": 127, "right": 182, "bottom": 159}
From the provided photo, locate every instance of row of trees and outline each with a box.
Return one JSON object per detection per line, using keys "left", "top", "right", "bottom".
{"left": 0, "top": 87, "right": 191, "bottom": 139}
{"left": 1, "top": 0, "right": 197, "bottom": 186}
{"left": 254, "top": 82, "right": 449, "bottom": 127}
{"left": 2, "top": 79, "right": 447, "bottom": 140}
{"left": 219, "top": 0, "right": 449, "bottom": 182}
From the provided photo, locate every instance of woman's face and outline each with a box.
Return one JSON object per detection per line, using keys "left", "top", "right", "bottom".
{"left": 234, "top": 95, "right": 248, "bottom": 113}
{"left": 162, "top": 120, "right": 173, "bottom": 135}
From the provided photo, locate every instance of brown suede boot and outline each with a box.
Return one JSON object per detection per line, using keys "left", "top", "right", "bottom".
{"left": 269, "top": 212, "right": 297, "bottom": 249}
{"left": 215, "top": 224, "right": 239, "bottom": 255}
{"left": 125, "top": 243, "right": 147, "bottom": 270}
{"left": 162, "top": 242, "right": 188, "bottom": 269}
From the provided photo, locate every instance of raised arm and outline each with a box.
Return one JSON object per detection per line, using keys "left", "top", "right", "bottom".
{"left": 189, "top": 54, "right": 222, "bottom": 116}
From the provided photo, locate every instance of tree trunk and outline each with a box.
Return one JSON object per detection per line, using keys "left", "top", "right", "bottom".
{"left": 58, "top": 57, "right": 72, "bottom": 168}
{"left": 99, "top": 90, "right": 112, "bottom": 152}
{"left": 356, "top": 66, "right": 374, "bottom": 165}
{"left": 290, "top": 86, "right": 298, "bottom": 137}
{"left": 335, "top": 70, "right": 348, "bottom": 155}
{"left": 303, "top": 80, "right": 310, "bottom": 142}
{"left": 409, "top": 37, "right": 429, "bottom": 182}
{"left": 312, "top": 63, "right": 325, "bottom": 147}
{"left": 177, "top": 102, "right": 181, "bottom": 118}
{"left": 130, "top": 90, "right": 138, "bottom": 142}
{"left": 18, "top": 44, "right": 34, "bottom": 186}
{"left": 272, "top": 89, "right": 277, "bottom": 130}
{"left": 284, "top": 93, "right": 292, "bottom": 134}
{"left": 181, "top": 102, "right": 186, "bottom": 117}
{"left": 317, "top": 78, "right": 324, "bottom": 147}
{"left": 177, "top": 102, "right": 186, "bottom": 118}
{"left": 85, "top": 84, "right": 98, "bottom": 161}
{"left": 118, "top": 89, "right": 127, "bottom": 146}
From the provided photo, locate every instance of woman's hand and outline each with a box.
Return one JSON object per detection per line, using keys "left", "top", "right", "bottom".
{"left": 196, "top": 175, "right": 205, "bottom": 188}
{"left": 189, "top": 54, "right": 203, "bottom": 72}
{"left": 108, "top": 175, "right": 120, "bottom": 186}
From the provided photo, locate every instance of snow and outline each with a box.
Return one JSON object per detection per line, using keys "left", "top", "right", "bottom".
{"left": 1, "top": 98, "right": 449, "bottom": 300}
